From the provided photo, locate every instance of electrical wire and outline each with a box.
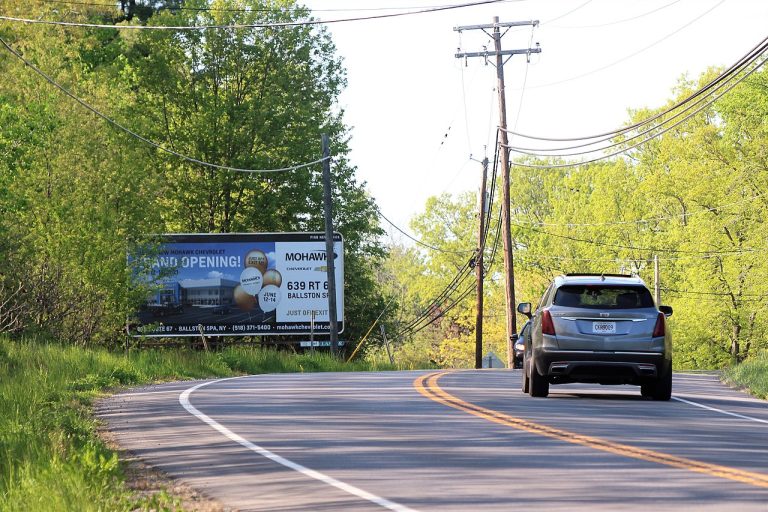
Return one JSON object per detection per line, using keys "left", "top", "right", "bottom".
{"left": 541, "top": 0, "right": 593, "bottom": 25}
{"left": 506, "top": 40, "right": 768, "bottom": 156}
{"left": 345, "top": 296, "right": 396, "bottom": 362}
{"left": 501, "top": 52, "right": 768, "bottom": 170}
{"left": 392, "top": 138, "right": 504, "bottom": 340}
{"left": 392, "top": 269, "right": 473, "bottom": 338}
{"left": 661, "top": 292, "right": 766, "bottom": 303}
{"left": 511, "top": 221, "right": 762, "bottom": 255}
{"left": 513, "top": 191, "right": 768, "bottom": 228}
{"left": 503, "top": 33, "right": 768, "bottom": 143}
{"left": 0, "top": 0, "right": 507, "bottom": 30}
{"left": 514, "top": 250, "right": 760, "bottom": 262}
{"left": 379, "top": 210, "right": 475, "bottom": 254}
{"left": 550, "top": 0, "right": 682, "bottom": 29}
{"left": 40, "top": 0, "right": 522, "bottom": 13}
{"left": 662, "top": 287, "right": 767, "bottom": 298}
{"left": 523, "top": 0, "right": 726, "bottom": 90}
{"left": 403, "top": 282, "right": 475, "bottom": 337}
{"left": 0, "top": 35, "right": 326, "bottom": 173}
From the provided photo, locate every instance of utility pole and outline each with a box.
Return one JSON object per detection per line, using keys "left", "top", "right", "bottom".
{"left": 321, "top": 134, "right": 339, "bottom": 355}
{"left": 455, "top": 18, "right": 541, "bottom": 369}
{"left": 475, "top": 155, "right": 489, "bottom": 369}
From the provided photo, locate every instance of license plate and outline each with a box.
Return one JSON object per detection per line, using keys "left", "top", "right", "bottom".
{"left": 593, "top": 321, "right": 616, "bottom": 334}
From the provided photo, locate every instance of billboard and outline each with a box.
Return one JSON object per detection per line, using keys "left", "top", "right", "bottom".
{"left": 131, "top": 233, "right": 343, "bottom": 337}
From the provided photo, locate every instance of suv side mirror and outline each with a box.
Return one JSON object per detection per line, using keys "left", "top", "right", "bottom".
{"left": 510, "top": 333, "right": 519, "bottom": 342}
{"left": 659, "top": 305, "right": 673, "bottom": 317}
{"left": 517, "top": 302, "right": 532, "bottom": 318}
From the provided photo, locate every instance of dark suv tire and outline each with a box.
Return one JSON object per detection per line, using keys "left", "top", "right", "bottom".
{"left": 641, "top": 364, "right": 672, "bottom": 401}
{"left": 529, "top": 359, "right": 549, "bottom": 398}
{"left": 521, "top": 360, "right": 530, "bottom": 393}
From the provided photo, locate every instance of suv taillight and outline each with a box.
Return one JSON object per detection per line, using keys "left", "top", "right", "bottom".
{"left": 652, "top": 312, "right": 665, "bottom": 337}
{"left": 542, "top": 309, "right": 556, "bottom": 335}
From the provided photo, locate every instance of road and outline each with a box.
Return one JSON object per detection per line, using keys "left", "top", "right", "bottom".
{"left": 98, "top": 370, "right": 768, "bottom": 511}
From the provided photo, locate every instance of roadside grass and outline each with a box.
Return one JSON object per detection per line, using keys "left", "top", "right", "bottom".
{"left": 723, "top": 350, "right": 768, "bottom": 400}
{"left": 0, "top": 336, "right": 427, "bottom": 511}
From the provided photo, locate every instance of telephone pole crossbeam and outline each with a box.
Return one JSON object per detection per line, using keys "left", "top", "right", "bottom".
{"left": 454, "top": 20, "right": 539, "bottom": 31}
{"left": 456, "top": 16, "right": 541, "bottom": 369}
{"left": 456, "top": 49, "right": 540, "bottom": 59}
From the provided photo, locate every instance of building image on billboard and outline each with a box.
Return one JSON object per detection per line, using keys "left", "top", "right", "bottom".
{"left": 179, "top": 278, "right": 238, "bottom": 307}
{"left": 132, "top": 233, "right": 343, "bottom": 337}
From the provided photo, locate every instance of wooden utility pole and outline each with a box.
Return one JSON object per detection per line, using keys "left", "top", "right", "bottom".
{"left": 321, "top": 134, "right": 339, "bottom": 355}
{"left": 455, "top": 18, "right": 541, "bottom": 368}
{"left": 475, "top": 156, "right": 489, "bottom": 369}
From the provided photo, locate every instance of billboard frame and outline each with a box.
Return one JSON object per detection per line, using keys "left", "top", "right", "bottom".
{"left": 130, "top": 232, "right": 344, "bottom": 338}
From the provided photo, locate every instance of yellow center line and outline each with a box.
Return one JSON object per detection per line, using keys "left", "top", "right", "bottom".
{"left": 414, "top": 371, "right": 768, "bottom": 489}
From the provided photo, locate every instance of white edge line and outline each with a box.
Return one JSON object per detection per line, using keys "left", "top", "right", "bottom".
{"left": 179, "top": 378, "right": 419, "bottom": 512}
{"left": 672, "top": 396, "right": 768, "bottom": 425}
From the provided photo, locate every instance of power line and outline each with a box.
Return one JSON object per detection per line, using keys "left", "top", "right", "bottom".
{"left": 0, "top": 0, "right": 507, "bottom": 30}
{"left": 394, "top": 262, "right": 474, "bottom": 337}
{"left": 500, "top": 51, "right": 768, "bottom": 170}
{"left": 503, "top": 33, "right": 768, "bottom": 143}
{"left": 40, "top": 0, "right": 521, "bottom": 13}
{"left": 506, "top": 40, "right": 768, "bottom": 155}
{"left": 515, "top": 250, "right": 760, "bottom": 262}
{"left": 404, "top": 282, "right": 476, "bottom": 337}
{"left": 541, "top": 0, "right": 593, "bottom": 25}
{"left": 378, "top": 138, "right": 505, "bottom": 341}
{"left": 662, "top": 287, "right": 767, "bottom": 298}
{"left": 661, "top": 292, "right": 766, "bottom": 303}
{"left": 550, "top": 0, "right": 682, "bottom": 29}
{"left": 513, "top": 191, "right": 768, "bottom": 228}
{"left": 379, "top": 210, "right": 474, "bottom": 254}
{"left": 522, "top": 0, "right": 726, "bottom": 90}
{"left": 511, "top": 220, "right": 762, "bottom": 255}
{"left": 0, "top": 35, "right": 323, "bottom": 174}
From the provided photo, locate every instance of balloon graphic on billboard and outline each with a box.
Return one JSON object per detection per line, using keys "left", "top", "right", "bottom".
{"left": 239, "top": 254, "right": 284, "bottom": 314}
{"left": 258, "top": 285, "right": 281, "bottom": 312}
{"left": 239, "top": 266, "right": 264, "bottom": 296}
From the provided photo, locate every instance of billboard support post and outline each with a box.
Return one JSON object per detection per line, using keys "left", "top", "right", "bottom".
{"left": 310, "top": 310, "right": 315, "bottom": 353}
{"left": 322, "top": 134, "right": 340, "bottom": 355}
{"left": 197, "top": 324, "right": 209, "bottom": 352}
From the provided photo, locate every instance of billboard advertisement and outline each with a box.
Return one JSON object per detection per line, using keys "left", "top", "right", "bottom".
{"left": 131, "top": 233, "right": 343, "bottom": 337}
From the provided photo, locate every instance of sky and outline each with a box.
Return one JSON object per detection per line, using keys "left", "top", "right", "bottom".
{"left": 300, "top": 0, "right": 768, "bottom": 242}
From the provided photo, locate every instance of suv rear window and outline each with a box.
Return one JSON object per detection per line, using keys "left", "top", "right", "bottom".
{"left": 553, "top": 285, "right": 654, "bottom": 309}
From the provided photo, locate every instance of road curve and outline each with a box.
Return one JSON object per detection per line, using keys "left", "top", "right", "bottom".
{"left": 98, "top": 370, "right": 768, "bottom": 511}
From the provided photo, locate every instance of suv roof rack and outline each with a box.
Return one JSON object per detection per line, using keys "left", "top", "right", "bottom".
{"left": 564, "top": 273, "right": 635, "bottom": 278}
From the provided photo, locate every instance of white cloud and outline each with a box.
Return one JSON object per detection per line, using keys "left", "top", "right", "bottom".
{"left": 208, "top": 271, "right": 235, "bottom": 280}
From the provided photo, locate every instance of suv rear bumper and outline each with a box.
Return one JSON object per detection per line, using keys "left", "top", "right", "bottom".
{"left": 533, "top": 348, "right": 669, "bottom": 385}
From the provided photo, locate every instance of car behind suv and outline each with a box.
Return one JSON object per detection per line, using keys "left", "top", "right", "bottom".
{"left": 518, "top": 274, "right": 673, "bottom": 400}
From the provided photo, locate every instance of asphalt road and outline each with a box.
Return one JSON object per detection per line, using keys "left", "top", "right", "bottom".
{"left": 98, "top": 370, "right": 768, "bottom": 511}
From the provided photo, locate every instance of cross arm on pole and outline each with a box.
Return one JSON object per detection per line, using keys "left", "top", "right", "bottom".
{"left": 455, "top": 48, "right": 541, "bottom": 59}
{"left": 454, "top": 20, "right": 539, "bottom": 32}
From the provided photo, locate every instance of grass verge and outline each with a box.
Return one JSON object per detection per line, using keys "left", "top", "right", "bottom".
{"left": 0, "top": 335, "right": 425, "bottom": 511}
{"left": 722, "top": 350, "right": 768, "bottom": 400}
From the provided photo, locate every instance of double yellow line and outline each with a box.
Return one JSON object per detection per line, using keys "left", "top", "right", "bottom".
{"left": 414, "top": 371, "right": 768, "bottom": 489}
